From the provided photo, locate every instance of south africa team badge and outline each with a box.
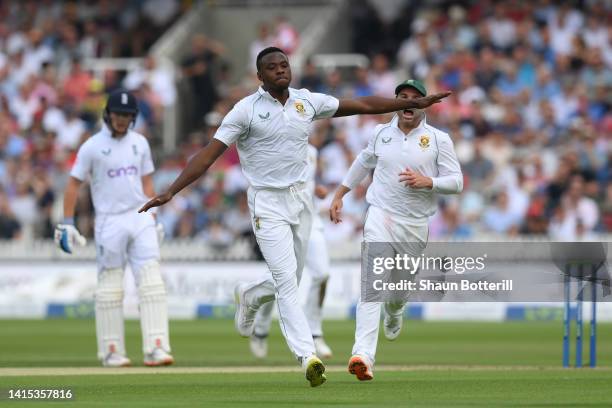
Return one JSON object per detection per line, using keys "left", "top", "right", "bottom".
{"left": 419, "top": 135, "right": 430, "bottom": 149}
{"left": 295, "top": 101, "right": 305, "bottom": 115}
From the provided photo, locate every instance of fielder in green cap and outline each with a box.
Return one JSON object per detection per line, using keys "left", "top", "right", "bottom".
{"left": 330, "top": 79, "right": 463, "bottom": 382}
{"left": 394, "top": 79, "right": 427, "bottom": 97}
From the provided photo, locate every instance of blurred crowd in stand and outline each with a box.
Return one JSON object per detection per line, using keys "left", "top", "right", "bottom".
{"left": 0, "top": 0, "right": 184, "bottom": 240}
{"left": 1, "top": 0, "right": 611, "bottom": 246}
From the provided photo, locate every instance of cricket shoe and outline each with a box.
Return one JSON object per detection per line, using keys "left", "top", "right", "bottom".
{"left": 313, "top": 336, "right": 333, "bottom": 359}
{"left": 234, "top": 283, "right": 259, "bottom": 337}
{"left": 102, "top": 353, "right": 131, "bottom": 368}
{"left": 250, "top": 333, "right": 268, "bottom": 359}
{"left": 144, "top": 348, "right": 175, "bottom": 367}
{"left": 304, "top": 355, "right": 327, "bottom": 387}
{"left": 383, "top": 305, "right": 404, "bottom": 341}
{"left": 348, "top": 355, "right": 373, "bottom": 381}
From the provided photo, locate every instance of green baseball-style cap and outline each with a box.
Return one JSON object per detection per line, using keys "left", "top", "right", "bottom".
{"left": 394, "top": 79, "right": 427, "bottom": 96}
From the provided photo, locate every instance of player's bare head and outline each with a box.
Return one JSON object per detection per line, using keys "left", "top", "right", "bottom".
{"left": 395, "top": 80, "right": 426, "bottom": 127}
{"left": 256, "top": 47, "right": 291, "bottom": 90}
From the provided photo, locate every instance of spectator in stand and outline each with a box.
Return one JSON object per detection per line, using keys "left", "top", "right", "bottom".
{"left": 0, "top": 189, "right": 20, "bottom": 239}
{"left": 463, "top": 139, "right": 494, "bottom": 191}
{"left": 367, "top": 53, "right": 396, "bottom": 97}
{"left": 181, "top": 34, "right": 225, "bottom": 132}
{"left": 56, "top": 103, "right": 87, "bottom": 151}
{"left": 599, "top": 184, "right": 612, "bottom": 232}
{"left": 350, "top": 66, "right": 374, "bottom": 97}
{"left": 549, "top": 174, "right": 600, "bottom": 241}
{"left": 320, "top": 69, "right": 346, "bottom": 97}
{"left": 483, "top": 191, "right": 522, "bottom": 235}
{"left": 124, "top": 55, "right": 176, "bottom": 109}
{"left": 250, "top": 22, "right": 275, "bottom": 74}
{"left": 62, "top": 58, "right": 92, "bottom": 105}
{"left": 299, "top": 58, "right": 324, "bottom": 92}
{"left": 273, "top": 16, "right": 299, "bottom": 55}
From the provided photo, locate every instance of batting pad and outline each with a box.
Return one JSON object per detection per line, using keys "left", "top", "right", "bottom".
{"left": 137, "top": 261, "right": 171, "bottom": 354}
{"left": 95, "top": 267, "right": 125, "bottom": 359}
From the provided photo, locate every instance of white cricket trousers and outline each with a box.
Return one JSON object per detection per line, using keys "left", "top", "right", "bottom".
{"left": 253, "top": 214, "right": 330, "bottom": 337}
{"left": 244, "top": 182, "right": 315, "bottom": 361}
{"left": 302, "top": 215, "right": 330, "bottom": 337}
{"left": 352, "top": 205, "right": 428, "bottom": 365}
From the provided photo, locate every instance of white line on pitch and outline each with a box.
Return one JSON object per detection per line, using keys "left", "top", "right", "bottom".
{"left": 1, "top": 365, "right": 609, "bottom": 377}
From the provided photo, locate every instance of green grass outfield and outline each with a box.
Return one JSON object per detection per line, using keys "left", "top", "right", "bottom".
{"left": 1, "top": 319, "right": 611, "bottom": 407}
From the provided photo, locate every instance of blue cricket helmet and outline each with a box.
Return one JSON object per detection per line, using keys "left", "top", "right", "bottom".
{"left": 103, "top": 89, "right": 139, "bottom": 126}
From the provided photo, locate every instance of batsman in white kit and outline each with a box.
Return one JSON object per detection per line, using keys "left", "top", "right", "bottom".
{"left": 139, "top": 48, "right": 449, "bottom": 386}
{"left": 330, "top": 80, "right": 463, "bottom": 381}
{"left": 54, "top": 89, "right": 174, "bottom": 368}
{"left": 250, "top": 144, "right": 333, "bottom": 359}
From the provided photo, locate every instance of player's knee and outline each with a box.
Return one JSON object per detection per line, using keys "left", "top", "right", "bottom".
{"left": 310, "top": 272, "right": 330, "bottom": 284}
{"left": 96, "top": 267, "right": 124, "bottom": 304}
{"left": 137, "top": 260, "right": 166, "bottom": 299}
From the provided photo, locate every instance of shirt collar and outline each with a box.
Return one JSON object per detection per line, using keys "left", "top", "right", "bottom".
{"left": 257, "top": 86, "right": 293, "bottom": 102}
{"left": 100, "top": 124, "right": 129, "bottom": 140}
{"left": 392, "top": 113, "right": 428, "bottom": 135}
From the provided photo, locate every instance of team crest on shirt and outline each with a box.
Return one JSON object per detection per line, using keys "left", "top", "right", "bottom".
{"left": 294, "top": 101, "right": 306, "bottom": 115}
{"left": 254, "top": 217, "right": 261, "bottom": 230}
{"left": 419, "top": 135, "right": 430, "bottom": 149}
{"left": 132, "top": 145, "right": 138, "bottom": 156}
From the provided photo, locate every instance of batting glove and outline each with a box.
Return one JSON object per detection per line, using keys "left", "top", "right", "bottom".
{"left": 54, "top": 220, "right": 87, "bottom": 254}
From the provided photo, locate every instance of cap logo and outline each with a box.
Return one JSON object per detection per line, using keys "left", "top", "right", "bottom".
{"left": 121, "top": 93, "right": 128, "bottom": 105}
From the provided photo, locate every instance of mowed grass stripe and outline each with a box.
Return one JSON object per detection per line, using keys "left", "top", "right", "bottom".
{"left": 1, "top": 370, "right": 611, "bottom": 407}
{"left": 1, "top": 319, "right": 610, "bottom": 368}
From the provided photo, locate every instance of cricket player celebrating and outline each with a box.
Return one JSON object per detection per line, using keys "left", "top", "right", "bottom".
{"left": 329, "top": 80, "right": 463, "bottom": 381}
{"left": 139, "top": 48, "right": 449, "bottom": 386}
{"left": 55, "top": 89, "right": 174, "bottom": 368}
{"left": 250, "top": 144, "right": 334, "bottom": 359}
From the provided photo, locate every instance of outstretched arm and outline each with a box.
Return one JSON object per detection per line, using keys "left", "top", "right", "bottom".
{"left": 139, "top": 140, "right": 228, "bottom": 212}
{"left": 333, "top": 92, "right": 451, "bottom": 117}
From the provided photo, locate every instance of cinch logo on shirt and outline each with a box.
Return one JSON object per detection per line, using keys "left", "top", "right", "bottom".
{"left": 107, "top": 165, "right": 138, "bottom": 178}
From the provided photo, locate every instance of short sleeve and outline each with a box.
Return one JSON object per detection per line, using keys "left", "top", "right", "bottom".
{"left": 141, "top": 139, "right": 155, "bottom": 176}
{"left": 70, "top": 142, "right": 93, "bottom": 181}
{"left": 309, "top": 92, "right": 340, "bottom": 120}
{"left": 213, "top": 103, "right": 248, "bottom": 146}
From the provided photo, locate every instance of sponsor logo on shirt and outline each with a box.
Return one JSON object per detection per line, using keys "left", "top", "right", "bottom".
{"left": 382, "top": 136, "right": 392, "bottom": 144}
{"left": 295, "top": 101, "right": 305, "bottom": 115}
{"left": 258, "top": 112, "right": 270, "bottom": 120}
{"left": 107, "top": 165, "right": 138, "bottom": 178}
{"left": 132, "top": 145, "right": 138, "bottom": 156}
{"left": 101, "top": 148, "right": 111, "bottom": 155}
{"left": 419, "top": 135, "right": 430, "bottom": 149}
